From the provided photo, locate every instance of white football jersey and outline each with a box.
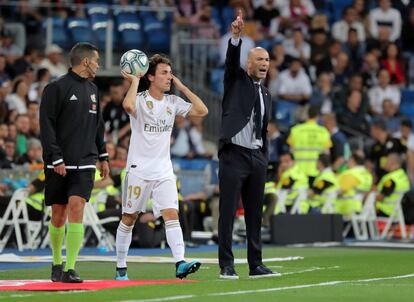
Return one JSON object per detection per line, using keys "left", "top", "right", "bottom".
{"left": 126, "top": 90, "right": 192, "bottom": 180}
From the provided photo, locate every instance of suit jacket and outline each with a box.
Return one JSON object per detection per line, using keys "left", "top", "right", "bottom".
{"left": 219, "top": 39, "right": 272, "bottom": 156}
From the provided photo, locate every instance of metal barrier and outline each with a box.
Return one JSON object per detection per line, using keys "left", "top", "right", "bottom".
{"left": 172, "top": 24, "right": 222, "bottom": 142}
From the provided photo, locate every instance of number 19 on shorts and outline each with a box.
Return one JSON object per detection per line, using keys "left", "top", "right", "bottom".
{"left": 124, "top": 185, "right": 141, "bottom": 208}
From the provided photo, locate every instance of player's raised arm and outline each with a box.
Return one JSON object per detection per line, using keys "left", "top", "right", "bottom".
{"left": 121, "top": 70, "right": 140, "bottom": 117}
{"left": 172, "top": 75, "right": 208, "bottom": 117}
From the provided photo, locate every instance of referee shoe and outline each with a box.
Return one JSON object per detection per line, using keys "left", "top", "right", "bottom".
{"left": 51, "top": 264, "right": 63, "bottom": 282}
{"left": 61, "top": 269, "right": 83, "bottom": 283}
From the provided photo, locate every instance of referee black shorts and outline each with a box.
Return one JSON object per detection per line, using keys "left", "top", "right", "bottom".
{"left": 44, "top": 169, "right": 95, "bottom": 206}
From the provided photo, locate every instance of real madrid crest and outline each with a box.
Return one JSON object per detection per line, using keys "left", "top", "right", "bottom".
{"left": 146, "top": 100, "right": 154, "bottom": 110}
{"left": 91, "top": 94, "right": 96, "bottom": 103}
{"left": 166, "top": 106, "right": 172, "bottom": 115}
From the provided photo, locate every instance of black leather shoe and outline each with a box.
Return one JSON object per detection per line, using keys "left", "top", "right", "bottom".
{"left": 219, "top": 266, "right": 239, "bottom": 280}
{"left": 249, "top": 265, "right": 281, "bottom": 278}
{"left": 61, "top": 269, "right": 83, "bottom": 283}
{"left": 51, "top": 264, "right": 63, "bottom": 282}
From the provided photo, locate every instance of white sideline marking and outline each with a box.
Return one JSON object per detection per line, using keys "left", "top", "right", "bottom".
{"left": 0, "top": 254, "right": 304, "bottom": 264}
{"left": 120, "top": 295, "right": 195, "bottom": 302}
{"left": 209, "top": 273, "right": 414, "bottom": 296}
{"left": 283, "top": 266, "right": 340, "bottom": 276}
{"left": 119, "top": 273, "right": 414, "bottom": 302}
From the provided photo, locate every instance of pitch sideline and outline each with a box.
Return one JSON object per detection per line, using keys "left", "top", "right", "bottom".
{"left": 119, "top": 273, "right": 414, "bottom": 302}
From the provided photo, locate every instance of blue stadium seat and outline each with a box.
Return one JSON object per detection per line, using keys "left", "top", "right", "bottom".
{"left": 275, "top": 100, "right": 298, "bottom": 127}
{"left": 221, "top": 7, "right": 234, "bottom": 35}
{"left": 330, "top": 0, "right": 353, "bottom": 22}
{"left": 67, "top": 18, "right": 93, "bottom": 44}
{"left": 87, "top": 5, "right": 120, "bottom": 49}
{"left": 42, "top": 17, "right": 71, "bottom": 49}
{"left": 118, "top": 21, "right": 144, "bottom": 50}
{"left": 91, "top": 20, "right": 119, "bottom": 49}
{"left": 143, "top": 17, "right": 170, "bottom": 53}
{"left": 87, "top": 5, "right": 109, "bottom": 21}
{"left": 211, "top": 6, "right": 223, "bottom": 35}
{"left": 172, "top": 158, "right": 210, "bottom": 171}
{"left": 113, "top": 6, "right": 139, "bottom": 24}
{"left": 210, "top": 160, "right": 219, "bottom": 185}
{"left": 401, "top": 89, "right": 414, "bottom": 104}
{"left": 177, "top": 171, "right": 208, "bottom": 196}
{"left": 210, "top": 68, "right": 224, "bottom": 94}
{"left": 113, "top": 7, "right": 144, "bottom": 50}
{"left": 399, "top": 103, "right": 414, "bottom": 117}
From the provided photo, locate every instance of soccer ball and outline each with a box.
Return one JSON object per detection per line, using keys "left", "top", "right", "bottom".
{"left": 120, "top": 49, "right": 149, "bottom": 76}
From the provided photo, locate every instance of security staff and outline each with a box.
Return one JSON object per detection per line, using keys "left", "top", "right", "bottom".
{"left": 336, "top": 153, "right": 373, "bottom": 216}
{"left": 287, "top": 105, "right": 332, "bottom": 186}
{"left": 376, "top": 153, "right": 410, "bottom": 216}
{"left": 308, "top": 154, "right": 339, "bottom": 213}
{"left": 274, "top": 152, "right": 309, "bottom": 214}
{"left": 25, "top": 171, "right": 46, "bottom": 220}
{"left": 40, "top": 42, "right": 109, "bottom": 283}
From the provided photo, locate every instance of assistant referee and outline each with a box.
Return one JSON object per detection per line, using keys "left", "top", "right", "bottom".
{"left": 39, "top": 42, "right": 109, "bottom": 283}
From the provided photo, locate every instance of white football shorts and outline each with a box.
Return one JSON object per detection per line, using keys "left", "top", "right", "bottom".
{"left": 122, "top": 171, "right": 179, "bottom": 218}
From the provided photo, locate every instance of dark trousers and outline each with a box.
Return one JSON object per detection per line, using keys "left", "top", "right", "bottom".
{"left": 218, "top": 144, "right": 267, "bottom": 269}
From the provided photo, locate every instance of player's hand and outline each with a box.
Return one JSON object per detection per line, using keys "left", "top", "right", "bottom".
{"left": 171, "top": 75, "right": 186, "bottom": 92}
{"left": 98, "top": 160, "right": 110, "bottom": 178}
{"left": 231, "top": 9, "right": 244, "bottom": 39}
{"left": 54, "top": 163, "right": 67, "bottom": 177}
{"left": 121, "top": 70, "right": 140, "bottom": 82}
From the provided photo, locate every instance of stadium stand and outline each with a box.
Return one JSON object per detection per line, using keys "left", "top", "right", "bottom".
{"left": 2, "top": 0, "right": 414, "bottom": 250}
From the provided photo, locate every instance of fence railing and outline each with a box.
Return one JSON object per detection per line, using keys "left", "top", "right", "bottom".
{"left": 171, "top": 24, "right": 223, "bottom": 142}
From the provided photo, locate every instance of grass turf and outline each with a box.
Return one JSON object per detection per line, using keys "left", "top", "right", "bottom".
{"left": 1, "top": 246, "right": 413, "bottom": 302}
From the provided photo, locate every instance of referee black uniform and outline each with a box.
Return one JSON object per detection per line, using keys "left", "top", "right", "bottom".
{"left": 40, "top": 69, "right": 108, "bottom": 205}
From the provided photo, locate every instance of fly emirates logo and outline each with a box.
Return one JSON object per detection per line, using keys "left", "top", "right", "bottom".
{"left": 144, "top": 119, "right": 173, "bottom": 133}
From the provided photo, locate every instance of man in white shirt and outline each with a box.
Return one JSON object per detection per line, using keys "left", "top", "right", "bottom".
{"left": 369, "top": 0, "right": 402, "bottom": 42}
{"left": 368, "top": 68, "right": 401, "bottom": 114}
{"left": 115, "top": 54, "right": 208, "bottom": 280}
{"left": 39, "top": 44, "right": 67, "bottom": 79}
{"left": 332, "top": 6, "right": 365, "bottom": 42}
{"left": 277, "top": 58, "right": 312, "bottom": 103}
{"left": 282, "top": 27, "right": 311, "bottom": 62}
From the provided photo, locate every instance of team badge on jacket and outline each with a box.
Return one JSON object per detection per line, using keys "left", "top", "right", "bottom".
{"left": 146, "top": 100, "right": 153, "bottom": 110}
{"left": 91, "top": 94, "right": 96, "bottom": 103}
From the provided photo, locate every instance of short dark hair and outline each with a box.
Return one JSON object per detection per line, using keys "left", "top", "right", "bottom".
{"left": 308, "top": 104, "right": 320, "bottom": 119}
{"left": 318, "top": 153, "right": 331, "bottom": 168}
{"left": 146, "top": 54, "right": 171, "bottom": 78}
{"left": 401, "top": 118, "right": 412, "bottom": 129}
{"left": 12, "top": 79, "right": 25, "bottom": 93}
{"left": 280, "top": 151, "right": 294, "bottom": 160}
{"left": 351, "top": 152, "right": 365, "bottom": 165}
{"left": 69, "top": 42, "right": 98, "bottom": 66}
{"left": 371, "top": 119, "right": 387, "bottom": 131}
{"left": 37, "top": 68, "right": 49, "bottom": 81}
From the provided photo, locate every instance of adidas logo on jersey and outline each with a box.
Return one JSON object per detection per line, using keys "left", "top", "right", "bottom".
{"left": 69, "top": 94, "right": 78, "bottom": 101}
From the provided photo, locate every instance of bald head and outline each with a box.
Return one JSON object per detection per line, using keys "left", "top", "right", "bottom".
{"left": 247, "top": 47, "right": 270, "bottom": 80}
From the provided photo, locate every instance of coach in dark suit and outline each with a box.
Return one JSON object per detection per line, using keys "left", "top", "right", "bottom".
{"left": 218, "top": 12, "right": 279, "bottom": 279}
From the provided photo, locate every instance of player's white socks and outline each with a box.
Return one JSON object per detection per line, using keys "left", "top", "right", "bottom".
{"left": 165, "top": 220, "right": 185, "bottom": 263}
{"left": 116, "top": 221, "right": 134, "bottom": 268}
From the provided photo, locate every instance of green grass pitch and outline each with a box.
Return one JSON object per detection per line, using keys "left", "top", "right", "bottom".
{"left": 1, "top": 247, "right": 413, "bottom": 302}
